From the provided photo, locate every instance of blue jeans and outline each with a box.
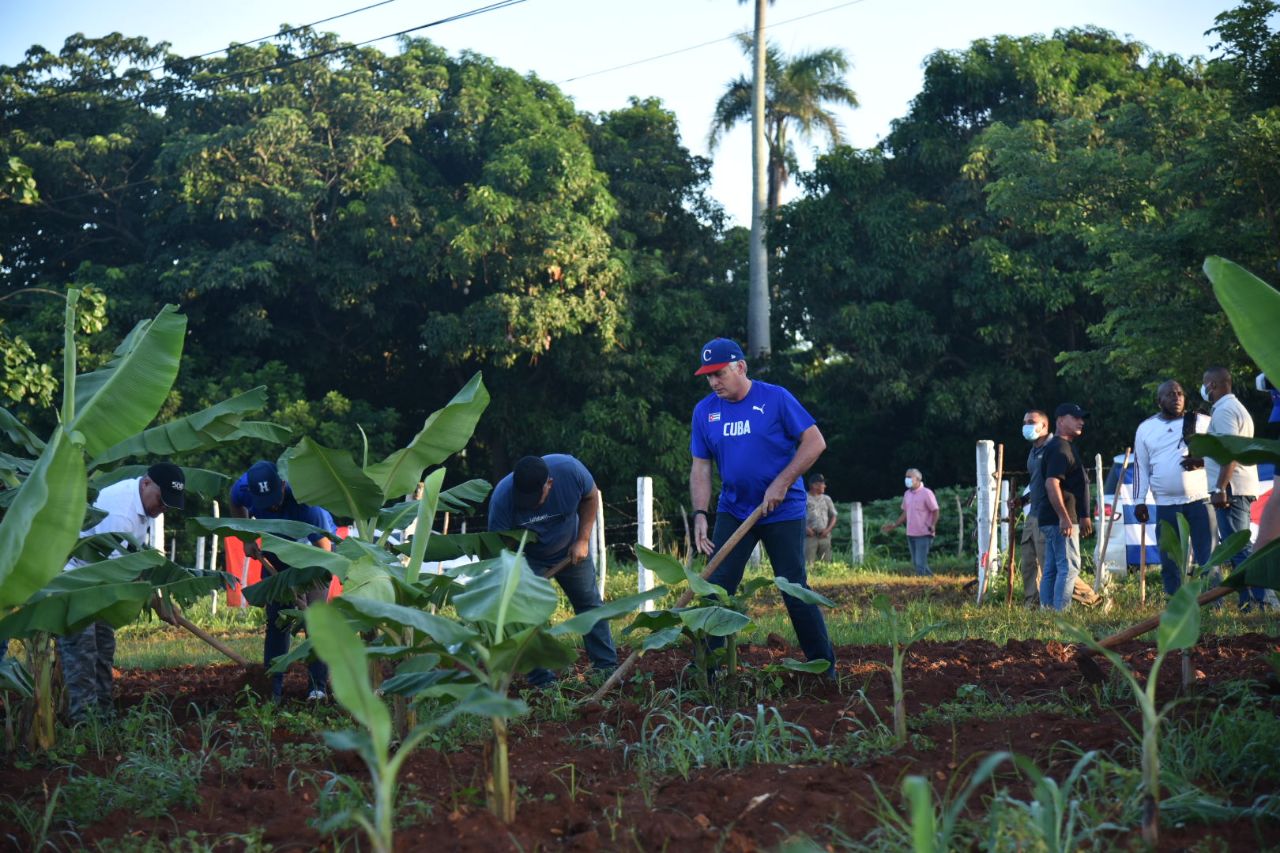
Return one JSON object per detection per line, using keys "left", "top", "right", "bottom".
{"left": 1215, "top": 495, "right": 1263, "bottom": 607}
{"left": 705, "top": 515, "right": 834, "bottom": 666}
{"left": 264, "top": 571, "right": 329, "bottom": 698}
{"left": 1039, "top": 524, "right": 1080, "bottom": 611}
{"left": 527, "top": 556, "right": 617, "bottom": 687}
{"left": 906, "top": 535, "right": 934, "bottom": 576}
{"left": 1156, "top": 501, "right": 1214, "bottom": 595}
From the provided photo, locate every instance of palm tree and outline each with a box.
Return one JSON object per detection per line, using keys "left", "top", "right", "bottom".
{"left": 710, "top": 35, "right": 859, "bottom": 216}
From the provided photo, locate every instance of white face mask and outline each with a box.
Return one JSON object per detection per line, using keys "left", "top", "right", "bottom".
{"left": 1259, "top": 373, "right": 1269, "bottom": 392}
{"left": 1022, "top": 423, "right": 1041, "bottom": 442}
{"left": 904, "top": 477, "right": 915, "bottom": 489}
{"left": 1200, "top": 384, "right": 1211, "bottom": 403}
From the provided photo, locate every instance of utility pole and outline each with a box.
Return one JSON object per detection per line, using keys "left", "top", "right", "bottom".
{"left": 747, "top": 0, "right": 770, "bottom": 359}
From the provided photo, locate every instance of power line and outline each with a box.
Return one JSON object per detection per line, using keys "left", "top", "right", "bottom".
{"left": 559, "top": 0, "right": 874, "bottom": 85}
{"left": 10, "top": 0, "right": 526, "bottom": 111}
{"left": 7, "top": 0, "right": 409, "bottom": 108}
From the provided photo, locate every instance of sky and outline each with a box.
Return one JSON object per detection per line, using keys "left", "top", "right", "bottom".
{"left": 1, "top": 0, "right": 1229, "bottom": 225}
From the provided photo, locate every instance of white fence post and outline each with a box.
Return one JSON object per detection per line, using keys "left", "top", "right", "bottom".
{"left": 975, "top": 440, "right": 995, "bottom": 570}
{"left": 850, "top": 502, "right": 864, "bottom": 565}
{"left": 151, "top": 512, "right": 165, "bottom": 555}
{"left": 998, "top": 480, "right": 1010, "bottom": 553}
{"left": 209, "top": 500, "right": 221, "bottom": 615}
{"left": 637, "top": 477, "right": 655, "bottom": 611}
{"left": 596, "top": 490, "right": 607, "bottom": 598}
{"left": 1094, "top": 453, "right": 1108, "bottom": 594}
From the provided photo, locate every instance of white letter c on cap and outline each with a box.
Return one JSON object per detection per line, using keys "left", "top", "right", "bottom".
{"left": 703, "top": 349, "right": 712, "bottom": 362}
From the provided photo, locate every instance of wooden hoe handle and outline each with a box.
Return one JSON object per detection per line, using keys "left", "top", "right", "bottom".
{"left": 152, "top": 594, "right": 251, "bottom": 666}
{"left": 585, "top": 504, "right": 766, "bottom": 703}
{"left": 1078, "top": 584, "right": 1235, "bottom": 658}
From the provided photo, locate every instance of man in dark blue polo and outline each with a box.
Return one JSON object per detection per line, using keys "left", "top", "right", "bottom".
{"left": 488, "top": 454, "right": 616, "bottom": 686}
{"left": 689, "top": 338, "right": 835, "bottom": 675}
{"left": 230, "top": 460, "right": 335, "bottom": 701}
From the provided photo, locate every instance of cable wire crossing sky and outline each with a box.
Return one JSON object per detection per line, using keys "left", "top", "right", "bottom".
{"left": 2, "top": 0, "right": 1224, "bottom": 224}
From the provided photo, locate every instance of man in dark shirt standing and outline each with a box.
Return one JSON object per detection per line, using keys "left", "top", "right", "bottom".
{"left": 1036, "top": 404, "right": 1094, "bottom": 611}
{"left": 1018, "top": 410, "right": 1050, "bottom": 606}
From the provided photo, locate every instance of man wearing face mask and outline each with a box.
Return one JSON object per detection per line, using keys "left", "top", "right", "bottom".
{"left": 1016, "top": 410, "right": 1051, "bottom": 605}
{"left": 882, "top": 469, "right": 939, "bottom": 576}
{"left": 1132, "top": 380, "right": 1213, "bottom": 595}
{"left": 1202, "top": 367, "right": 1266, "bottom": 609}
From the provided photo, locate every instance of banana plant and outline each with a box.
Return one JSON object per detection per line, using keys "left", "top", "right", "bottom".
{"left": 0, "top": 290, "right": 286, "bottom": 749}
{"left": 309, "top": 547, "right": 660, "bottom": 824}
{"left": 623, "top": 546, "right": 831, "bottom": 699}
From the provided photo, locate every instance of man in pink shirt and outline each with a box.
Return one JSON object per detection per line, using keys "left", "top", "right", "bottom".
{"left": 882, "top": 468, "right": 941, "bottom": 576}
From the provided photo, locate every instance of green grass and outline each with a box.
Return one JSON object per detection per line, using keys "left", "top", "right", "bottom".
{"left": 106, "top": 552, "right": 1278, "bottom": 672}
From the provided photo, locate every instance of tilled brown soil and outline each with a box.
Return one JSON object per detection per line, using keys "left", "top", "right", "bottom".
{"left": 3, "top": 634, "right": 1278, "bottom": 852}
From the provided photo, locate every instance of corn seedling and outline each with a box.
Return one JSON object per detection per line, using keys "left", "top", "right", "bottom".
{"left": 870, "top": 593, "right": 943, "bottom": 743}
{"left": 1065, "top": 572, "right": 1205, "bottom": 848}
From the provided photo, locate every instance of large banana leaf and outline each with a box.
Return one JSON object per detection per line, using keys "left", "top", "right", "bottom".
{"left": 90, "top": 386, "right": 289, "bottom": 467}
{"left": 0, "top": 582, "right": 153, "bottom": 639}
{"left": 0, "top": 406, "right": 44, "bottom": 455}
{"left": 1204, "top": 257, "right": 1280, "bottom": 382}
{"left": 365, "top": 373, "right": 489, "bottom": 501}
{"left": 396, "top": 530, "right": 530, "bottom": 562}
{"left": 242, "top": 565, "right": 333, "bottom": 607}
{"left": 0, "top": 428, "right": 87, "bottom": 609}
{"left": 1221, "top": 537, "right": 1280, "bottom": 591}
{"left": 453, "top": 551, "right": 558, "bottom": 637}
{"left": 190, "top": 516, "right": 333, "bottom": 542}
{"left": 0, "top": 551, "right": 228, "bottom": 639}
{"left": 548, "top": 588, "right": 666, "bottom": 636}
{"left": 333, "top": 595, "right": 481, "bottom": 646}
{"left": 378, "top": 479, "right": 493, "bottom": 534}
{"left": 70, "top": 304, "right": 186, "bottom": 459}
{"left": 1187, "top": 434, "right": 1280, "bottom": 467}
{"left": 305, "top": 603, "right": 391, "bottom": 760}
{"left": 1157, "top": 580, "right": 1203, "bottom": 654}
{"left": 282, "top": 437, "right": 384, "bottom": 523}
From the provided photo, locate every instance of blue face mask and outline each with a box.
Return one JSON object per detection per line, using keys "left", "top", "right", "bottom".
{"left": 1200, "top": 384, "right": 1211, "bottom": 403}
{"left": 904, "top": 477, "right": 915, "bottom": 489}
{"left": 1022, "top": 424, "right": 1041, "bottom": 442}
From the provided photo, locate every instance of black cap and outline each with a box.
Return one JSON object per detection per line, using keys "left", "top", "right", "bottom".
{"left": 809, "top": 473, "right": 825, "bottom": 485}
{"left": 1054, "top": 403, "right": 1090, "bottom": 420}
{"left": 146, "top": 462, "right": 186, "bottom": 511}
{"left": 512, "top": 456, "right": 550, "bottom": 509}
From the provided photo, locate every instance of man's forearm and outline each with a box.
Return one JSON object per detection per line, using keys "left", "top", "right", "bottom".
{"left": 576, "top": 488, "right": 599, "bottom": 545}
{"left": 690, "top": 459, "right": 712, "bottom": 511}
{"left": 1045, "top": 479, "right": 1070, "bottom": 522}
{"left": 1216, "top": 461, "right": 1238, "bottom": 491}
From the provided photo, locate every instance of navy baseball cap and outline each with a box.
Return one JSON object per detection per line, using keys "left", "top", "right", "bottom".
{"left": 695, "top": 338, "right": 745, "bottom": 375}
{"left": 246, "top": 460, "right": 284, "bottom": 512}
{"left": 512, "top": 456, "right": 550, "bottom": 509}
{"left": 145, "top": 462, "right": 186, "bottom": 511}
{"left": 1054, "top": 403, "right": 1090, "bottom": 420}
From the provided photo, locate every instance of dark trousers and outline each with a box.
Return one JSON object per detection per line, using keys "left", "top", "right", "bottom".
{"left": 706, "top": 515, "right": 834, "bottom": 665}
{"left": 1215, "top": 495, "right": 1264, "bottom": 607}
{"left": 264, "top": 582, "right": 329, "bottom": 698}
{"left": 527, "top": 557, "right": 617, "bottom": 686}
{"left": 1156, "top": 501, "right": 1215, "bottom": 595}
{"left": 58, "top": 621, "right": 116, "bottom": 720}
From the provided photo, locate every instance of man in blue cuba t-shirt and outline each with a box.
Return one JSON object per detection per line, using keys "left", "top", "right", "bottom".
{"left": 689, "top": 338, "right": 835, "bottom": 674}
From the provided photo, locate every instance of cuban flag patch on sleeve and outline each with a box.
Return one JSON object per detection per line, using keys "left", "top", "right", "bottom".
{"left": 708, "top": 411, "right": 721, "bottom": 423}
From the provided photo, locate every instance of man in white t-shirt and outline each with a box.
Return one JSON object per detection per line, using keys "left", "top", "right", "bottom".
{"left": 59, "top": 462, "right": 185, "bottom": 721}
{"left": 1202, "top": 366, "right": 1265, "bottom": 609}
{"left": 1132, "top": 381, "right": 1213, "bottom": 595}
